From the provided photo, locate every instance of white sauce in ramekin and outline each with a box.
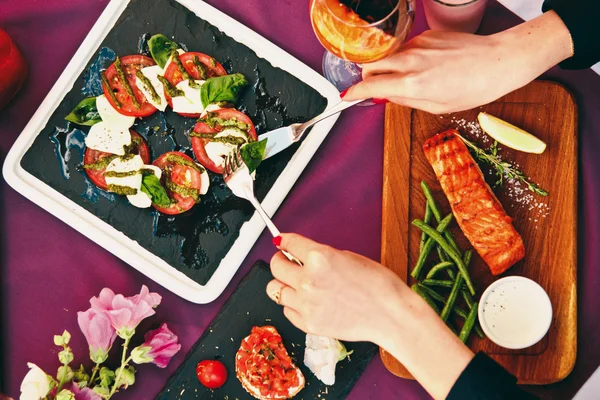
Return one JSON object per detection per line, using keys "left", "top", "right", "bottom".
{"left": 478, "top": 276, "right": 552, "bottom": 349}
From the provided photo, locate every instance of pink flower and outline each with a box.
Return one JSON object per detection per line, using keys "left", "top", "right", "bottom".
{"left": 77, "top": 308, "right": 117, "bottom": 363}
{"left": 131, "top": 323, "right": 181, "bottom": 368}
{"left": 71, "top": 383, "right": 102, "bottom": 400}
{"left": 90, "top": 286, "right": 162, "bottom": 338}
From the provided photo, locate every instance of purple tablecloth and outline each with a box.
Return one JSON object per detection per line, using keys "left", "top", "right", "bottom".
{"left": 1, "top": 1, "right": 598, "bottom": 399}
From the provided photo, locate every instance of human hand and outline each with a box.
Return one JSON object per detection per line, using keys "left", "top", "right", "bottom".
{"left": 266, "top": 233, "right": 409, "bottom": 345}
{"left": 342, "top": 12, "right": 573, "bottom": 114}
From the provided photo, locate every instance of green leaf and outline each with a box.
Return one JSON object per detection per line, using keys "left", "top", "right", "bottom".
{"left": 73, "top": 365, "right": 90, "bottom": 383}
{"left": 54, "top": 335, "right": 64, "bottom": 346}
{"left": 115, "top": 365, "right": 136, "bottom": 389}
{"left": 59, "top": 348, "right": 74, "bottom": 365}
{"left": 62, "top": 330, "right": 71, "bottom": 345}
{"left": 200, "top": 73, "right": 248, "bottom": 108}
{"left": 140, "top": 174, "right": 171, "bottom": 207}
{"left": 240, "top": 139, "right": 267, "bottom": 173}
{"left": 93, "top": 386, "right": 110, "bottom": 396}
{"left": 148, "top": 34, "right": 179, "bottom": 69}
{"left": 65, "top": 97, "right": 101, "bottom": 126}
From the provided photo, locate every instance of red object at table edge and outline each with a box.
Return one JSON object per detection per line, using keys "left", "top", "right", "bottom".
{"left": 0, "top": 28, "right": 28, "bottom": 111}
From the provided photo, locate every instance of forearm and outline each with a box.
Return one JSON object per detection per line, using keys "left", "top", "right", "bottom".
{"left": 374, "top": 281, "right": 474, "bottom": 400}
{"left": 492, "top": 10, "right": 573, "bottom": 86}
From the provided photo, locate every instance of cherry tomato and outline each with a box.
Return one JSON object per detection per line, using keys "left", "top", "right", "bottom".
{"left": 196, "top": 359, "right": 227, "bottom": 389}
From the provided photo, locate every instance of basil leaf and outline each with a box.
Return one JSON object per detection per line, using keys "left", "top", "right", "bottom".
{"left": 65, "top": 97, "right": 101, "bottom": 126}
{"left": 200, "top": 73, "right": 248, "bottom": 108}
{"left": 148, "top": 34, "right": 179, "bottom": 69}
{"left": 240, "top": 139, "right": 267, "bottom": 173}
{"left": 140, "top": 174, "right": 171, "bottom": 207}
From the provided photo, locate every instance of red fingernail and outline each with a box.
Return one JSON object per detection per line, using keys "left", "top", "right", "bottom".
{"left": 373, "top": 98, "right": 389, "bottom": 104}
{"left": 272, "top": 236, "right": 282, "bottom": 246}
{"left": 339, "top": 89, "right": 348, "bottom": 98}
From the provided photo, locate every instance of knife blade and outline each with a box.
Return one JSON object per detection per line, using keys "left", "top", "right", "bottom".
{"left": 258, "top": 126, "right": 294, "bottom": 160}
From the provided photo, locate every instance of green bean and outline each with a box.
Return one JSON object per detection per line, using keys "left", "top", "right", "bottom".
{"left": 411, "top": 284, "right": 440, "bottom": 314}
{"left": 441, "top": 274, "right": 463, "bottom": 322}
{"left": 421, "top": 181, "right": 442, "bottom": 221}
{"left": 422, "top": 279, "right": 458, "bottom": 288}
{"left": 460, "top": 250, "right": 475, "bottom": 309}
{"left": 426, "top": 261, "right": 454, "bottom": 279}
{"left": 437, "top": 245, "right": 449, "bottom": 263}
{"left": 420, "top": 203, "right": 432, "bottom": 253}
{"left": 459, "top": 302, "right": 479, "bottom": 343}
{"left": 420, "top": 180, "right": 461, "bottom": 255}
{"left": 411, "top": 214, "right": 454, "bottom": 280}
{"left": 411, "top": 219, "right": 476, "bottom": 295}
{"left": 418, "top": 285, "right": 484, "bottom": 338}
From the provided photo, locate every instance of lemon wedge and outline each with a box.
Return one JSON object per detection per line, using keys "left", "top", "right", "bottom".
{"left": 477, "top": 112, "right": 547, "bottom": 154}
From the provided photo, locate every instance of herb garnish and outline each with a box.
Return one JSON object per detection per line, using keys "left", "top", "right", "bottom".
{"left": 459, "top": 135, "right": 548, "bottom": 196}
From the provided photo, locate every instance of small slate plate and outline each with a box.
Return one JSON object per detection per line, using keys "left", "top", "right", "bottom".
{"left": 157, "top": 261, "right": 378, "bottom": 399}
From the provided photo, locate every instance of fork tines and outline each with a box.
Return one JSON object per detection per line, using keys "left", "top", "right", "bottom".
{"left": 223, "top": 149, "right": 244, "bottom": 179}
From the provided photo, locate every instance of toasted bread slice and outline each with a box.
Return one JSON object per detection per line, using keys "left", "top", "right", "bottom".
{"left": 235, "top": 326, "right": 305, "bottom": 399}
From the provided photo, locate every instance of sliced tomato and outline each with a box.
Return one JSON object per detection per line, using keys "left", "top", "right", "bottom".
{"left": 152, "top": 151, "right": 205, "bottom": 215}
{"left": 102, "top": 55, "right": 157, "bottom": 117}
{"left": 191, "top": 109, "right": 258, "bottom": 174}
{"left": 83, "top": 130, "right": 150, "bottom": 191}
{"left": 163, "top": 52, "right": 227, "bottom": 118}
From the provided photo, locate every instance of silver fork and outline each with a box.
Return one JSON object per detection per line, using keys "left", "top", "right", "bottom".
{"left": 222, "top": 150, "right": 303, "bottom": 266}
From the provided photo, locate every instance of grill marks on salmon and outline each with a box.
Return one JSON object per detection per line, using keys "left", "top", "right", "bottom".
{"left": 423, "top": 130, "right": 525, "bottom": 275}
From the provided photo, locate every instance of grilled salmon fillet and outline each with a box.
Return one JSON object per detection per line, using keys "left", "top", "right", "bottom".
{"left": 423, "top": 130, "right": 525, "bottom": 275}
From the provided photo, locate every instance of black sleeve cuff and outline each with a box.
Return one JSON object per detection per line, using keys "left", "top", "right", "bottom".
{"left": 447, "top": 352, "right": 538, "bottom": 400}
{"left": 542, "top": 0, "right": 600, "bottom": 69}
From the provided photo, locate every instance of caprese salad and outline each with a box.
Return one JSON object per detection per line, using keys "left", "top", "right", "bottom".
{"left": 65, "top": 34, "right": 266, "bottom": 215}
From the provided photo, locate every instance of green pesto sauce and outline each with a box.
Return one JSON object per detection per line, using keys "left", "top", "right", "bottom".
{"left": 171, "top": 50, "right": 191, "bottom": 81}
{"left": 208, "top": 57, "right": 216, "bottom": 68}
{"left": 166, "top": 180, "right": 200, "bottom": 202}
{"left": 189, "top": 132, "right": 247, "bottom": 146}
{"left": 104, "top": 170, "right": 140, "bottom": 178}
{"left": 165, "top": 154, "right": 205, "bottom": 173}
{"left": 188, "top": 79, "right": 202, "bottom": 89}
{"left": 114, "top": 57, "right": 140, "bottom": 109}
{"left": 192, "top": 56, "right": 207, "bottom": 80}
{"left": 135, "top": 70, "right": 161, "bottom": 104}
{"left": 101, "top": 72, "right": 121, "bottom": 108}
{"left": 122, "top": 137, "right": 142, "bottom": 155}
{"left": 83, "top": 154, "right": 119, "bottom": 171}
{"left": 158, "top": 75, "right": 184, "bottom": 97}
{"left": 108, "top": 184, "right": 137, "bottom": 196}
{"left": 200, "top": 112, "right": 251, "bottom": 133}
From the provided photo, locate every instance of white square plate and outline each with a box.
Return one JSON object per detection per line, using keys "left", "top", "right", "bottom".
{"left": 2, "top": 0, "right": 340, "bottom": 303}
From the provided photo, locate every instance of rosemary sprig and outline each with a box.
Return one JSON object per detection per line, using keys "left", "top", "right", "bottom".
{"left": 459, "top": 136, "right": 548, "bottom": 197}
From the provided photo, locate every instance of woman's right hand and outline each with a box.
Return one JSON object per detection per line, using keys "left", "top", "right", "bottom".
{"left": 342, "top": 11, "right": 573, "bottom": 114}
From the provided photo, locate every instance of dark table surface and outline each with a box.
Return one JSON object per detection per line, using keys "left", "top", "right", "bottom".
{"left": 1, "top": 0, "right": 599, "bottom": 399}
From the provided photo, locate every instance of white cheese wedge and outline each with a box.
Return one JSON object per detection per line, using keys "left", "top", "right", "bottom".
{"left": 85, "top": 122, "right": 132, "bottom": 156}
{"left": 96, "top": 94, "right": 135, "bottom": 128}
{"left": 136, "top": 65, "right": 168, "bottom": 111}
{"left": 304, "top": 335, "right": 352, "bottom": 386}
{"left": 199, "top": 103, "right": 222, "bottom": 118}
{"left": 204, "top": 128, "right": 249, "bottom": 168}
{"left": 171, "top": 79, "right": 205, "bottom": 114}
{"left": 127, "top": 190, "right": 153, "bottom": 208}
{"left": 199, "top": 168, "right": 210, "bottom": 195}
{"left": 105, "top": 155, "right": 144, "bottom": 193}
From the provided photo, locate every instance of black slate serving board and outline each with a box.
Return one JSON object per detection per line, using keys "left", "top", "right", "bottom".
{"left": 20, "top": 0, "right": 327, "bottom": 285}
{"left": 157, "top": 261, "right": 378, "bottom": 399}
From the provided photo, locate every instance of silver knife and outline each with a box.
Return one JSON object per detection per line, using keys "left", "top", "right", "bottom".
{"left": 259, "top": 99, "right": 363, "bottom": 160}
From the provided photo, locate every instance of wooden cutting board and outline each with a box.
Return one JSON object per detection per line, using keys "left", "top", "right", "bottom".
{"left": 380, "top": 80, "right": 577, "bottom": 385}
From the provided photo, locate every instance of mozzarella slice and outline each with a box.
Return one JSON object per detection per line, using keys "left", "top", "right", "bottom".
{"left": 199, "top": 168, "right": 210, "bottom": 195}
{"left": 199, "top": 103, "right": 222, "bottom": 118}
{"left": 85, "top": 122, "right": 131, "bottom": 155}
{"left": 96, "top": 94, "right": 136, "bottom": 128}
{"left": 105, "top": 155, "right": 144, "bottom": 193}
{"left": 136, "top": 66, "right": 168, "bottom": 111}
{"left": 203, "top": 128, "right": 249, "bottom": 168}
{"left": 304, "top": 335, "right": 351, "bottom": 386}
{"left": 171, "top": 79, "right": 205, "bottom": 114}
{"left": 127, "top": 190, "right": 152, "bottom": 208}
